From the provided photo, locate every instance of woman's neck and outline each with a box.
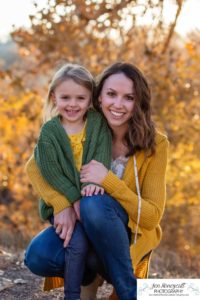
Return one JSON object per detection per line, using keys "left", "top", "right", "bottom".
{"left": 111, "top": 128, "right": 129, "bottom": 159}
{"left": 111, "top": 125, "right": 128, "bottom": 143}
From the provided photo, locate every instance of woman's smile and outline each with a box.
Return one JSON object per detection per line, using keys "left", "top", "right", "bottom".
{"left": 99, "top": 73, "right": 135, "bottom": 131}
{"left": 109, "top": 109, "right": 126, "bottom": 118}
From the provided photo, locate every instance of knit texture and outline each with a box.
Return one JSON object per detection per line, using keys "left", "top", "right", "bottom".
{"left": 68, "top": 124, "right": 86, "bottom": 171}
{"left": 26, "top": 130, "right": 168, "bottom": 291}
{"left": 101, "top": 132, "right": 169, "bottom": 268}
{"left": 34, "top": 108, "right": 112, "bottom": 219}
{"left": 26, "top": 156, "right": 71, "bottom": 216}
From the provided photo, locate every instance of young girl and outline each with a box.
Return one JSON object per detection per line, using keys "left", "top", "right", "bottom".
{"left": 31, "top": 63, "right": 112, "bottom": 300}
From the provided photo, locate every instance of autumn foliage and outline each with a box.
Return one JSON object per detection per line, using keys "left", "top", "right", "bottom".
{"left": 0, "top": 0, "right": 199, "bottom": 275}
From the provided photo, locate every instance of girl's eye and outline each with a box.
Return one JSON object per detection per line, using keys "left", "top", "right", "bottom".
{"left": 61, "top": 96, "right": 69, "bottom": 100}
{"left": 78, "top": 97, "right": 86, "bottom": 100}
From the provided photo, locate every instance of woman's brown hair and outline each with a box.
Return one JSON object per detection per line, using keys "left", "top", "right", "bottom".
{"left": 94, "top": 62, "right": 156, "bottom": 156}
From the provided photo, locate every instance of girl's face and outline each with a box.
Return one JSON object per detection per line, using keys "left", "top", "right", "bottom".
{"left": 99, "top": 73, "right": 135, "bottom": 132}
{"left": 52, "top": 79, "right": 91, "bottom": 125}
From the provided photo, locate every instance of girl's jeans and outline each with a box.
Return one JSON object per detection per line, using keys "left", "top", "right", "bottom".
{"left": 25, "top": 194, "right": 137, "bottom": 300}
{"left": 25, "top": 221, "right": 88, "bottom": 300}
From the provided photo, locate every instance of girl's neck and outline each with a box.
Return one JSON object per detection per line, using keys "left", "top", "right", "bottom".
{"left": 60, "top": 117, "right": 85, "bottom": 135}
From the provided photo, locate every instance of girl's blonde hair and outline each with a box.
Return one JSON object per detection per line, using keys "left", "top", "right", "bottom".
{"left": 43, "top": 63, "right": 94, "bottom": 122}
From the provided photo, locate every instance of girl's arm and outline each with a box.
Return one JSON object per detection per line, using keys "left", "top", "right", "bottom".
{"left": 80, "top": 115, "right": 112, "bottom": 190}
{"left": 92, "top": 119, "right": 112, "bottom": 169}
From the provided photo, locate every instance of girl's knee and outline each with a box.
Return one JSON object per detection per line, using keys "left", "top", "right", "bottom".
{"left": 69, "top": 222, "right": 89, "bottom": 255}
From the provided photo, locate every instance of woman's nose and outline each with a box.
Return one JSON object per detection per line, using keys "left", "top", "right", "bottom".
{"left": 113, "top": 97, "right": 123, "bottom": 108}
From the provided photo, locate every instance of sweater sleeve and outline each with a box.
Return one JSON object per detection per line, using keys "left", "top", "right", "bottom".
{"left": 81, "top": 117, "right": 112, "bottom": 190}
{"left": 93, "top": 119, "right": 112, "bottom": 169}
{"left": 26, "top": 155, "right": 71, "bottom": 214}
{"left": 101, "top": 137, "right": 169, "bottom": 231}
{"left": 34, "top": 132, "right": 81, "bottom": 204}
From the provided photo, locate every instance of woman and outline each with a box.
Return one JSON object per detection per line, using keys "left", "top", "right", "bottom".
{"left": 25, "top": 62, "right": 169, "bottom": 300}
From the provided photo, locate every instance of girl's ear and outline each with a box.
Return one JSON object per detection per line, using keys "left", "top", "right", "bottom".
{"left": 51, "top": 92, "right": 56, "bottom": 104}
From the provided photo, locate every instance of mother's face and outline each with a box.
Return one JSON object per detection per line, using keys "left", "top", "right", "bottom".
{"left": 99, "top": 73, "right": 135, "bottom": 131}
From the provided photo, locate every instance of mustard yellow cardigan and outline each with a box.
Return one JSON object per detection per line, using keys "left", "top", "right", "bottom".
{"left": 26, "top": 131, "right": 168, "bottom": 290}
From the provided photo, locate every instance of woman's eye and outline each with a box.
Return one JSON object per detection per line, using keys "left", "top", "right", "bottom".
{"left": 126, "top": 96, "right": 134, "bottom": 101}
{"left": 107, "top": 92, "right": 115, "bottom": 97}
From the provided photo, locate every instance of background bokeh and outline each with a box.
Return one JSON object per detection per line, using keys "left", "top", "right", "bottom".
{"left": 0, "top": 0, "right": 199, "bottom": 278}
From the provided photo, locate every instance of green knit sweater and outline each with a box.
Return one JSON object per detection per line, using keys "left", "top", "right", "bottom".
{"left": 34, "top": 109, "right": 112, "bottom": 220}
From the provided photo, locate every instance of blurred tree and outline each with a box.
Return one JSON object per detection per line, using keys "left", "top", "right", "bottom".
{"left": 1, "top": 0, "right": 200, "bottom": 272}
{"left": 11, "top": 0, "right": 185, "bottom": 73}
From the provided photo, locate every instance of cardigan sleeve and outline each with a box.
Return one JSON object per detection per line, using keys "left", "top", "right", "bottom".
{"left": 26, "top": 155, "right": 71, "bottom": 214}
{"left": 101, "top": 137, "right": 169, "bottom": 231}
{"left": 34, "top": 133, "right": 81, "bottom": 204}
{"left": 81, "top": 118, "right": 112, "bottom": 190}
{"left": 93, "top": 120, "right": 112, "bottom": 169}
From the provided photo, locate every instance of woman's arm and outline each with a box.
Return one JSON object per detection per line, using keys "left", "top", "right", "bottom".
{"left": 34, "top": 138, "right": 81, "bottom": 203}
{"left": 80, "top": 137, "right": 169, "bottom": 231}
{"left": 26, "top": 156, "right": 77, "bottom": 247}
{"left": 26, "top": 155, "right": 70, "bottom": 214}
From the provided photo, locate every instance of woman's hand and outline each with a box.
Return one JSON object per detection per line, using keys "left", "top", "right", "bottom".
{"left": 54, "top": 206, "right": 77, "bottom": 248}
{"left": 80, "top": 160, "right": 109, "bottom": 185}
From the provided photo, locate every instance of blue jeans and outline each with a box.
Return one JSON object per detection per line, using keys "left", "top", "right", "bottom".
{"left": 25, "top": 194, "right": 137, "bottom": 300}
{"left": 80, "top": 193, "right": 137, "bottom": 300}
{"left": 25, "top": 222, "right": 89, "bottom": 300}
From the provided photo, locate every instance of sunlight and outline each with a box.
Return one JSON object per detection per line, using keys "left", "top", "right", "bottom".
{"left": 0, "top": 0, "right": 199, "bottom": 42}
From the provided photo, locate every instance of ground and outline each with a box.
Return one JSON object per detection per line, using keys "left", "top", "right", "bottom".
{"left": 0, "top": 246, "right": 198, "bottom": 299}
{"left": 0, "top": 247, "right": 112, "bottom": 300}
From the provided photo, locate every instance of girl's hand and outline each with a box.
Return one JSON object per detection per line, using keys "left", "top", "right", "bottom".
{"left": 80, "top": 160, "right": 109, "bottom": 185}
{"left": 81, "top": 184, "right": 104, "bottom": 197}
{"left": 73, "top": 200, "right": 81, "bottom": 221}
{"left": 54, "top": 206, "right": 76, "bottom": 248}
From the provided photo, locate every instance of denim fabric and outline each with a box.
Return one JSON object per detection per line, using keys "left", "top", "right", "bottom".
{"left": 25, "top": 193, "right": 137, "bottom": 300}
{"left": 25, "top": 222, "right": 89, "bottom": 300}
{"left": 80, "top": 193, "right": 137, "bottom": 300}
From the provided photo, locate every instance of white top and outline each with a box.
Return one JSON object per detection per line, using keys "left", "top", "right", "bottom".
{"left": 111, "top": 156, "right": 129, "bottom": 179}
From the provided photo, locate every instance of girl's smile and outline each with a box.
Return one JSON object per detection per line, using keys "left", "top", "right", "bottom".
{"left": 52, "top": 79, "right": 91, "bottom": 131}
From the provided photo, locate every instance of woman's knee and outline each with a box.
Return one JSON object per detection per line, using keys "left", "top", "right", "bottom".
{"left": 24, "top": 227, "right": 65, "bottom": 276}
{"left": 24, "top": 238, "right": 44, "bottom": 275}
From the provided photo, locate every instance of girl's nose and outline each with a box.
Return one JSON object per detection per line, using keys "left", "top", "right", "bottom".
{"left": 68, "top": 98, "right": 77, "bottom": 107}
